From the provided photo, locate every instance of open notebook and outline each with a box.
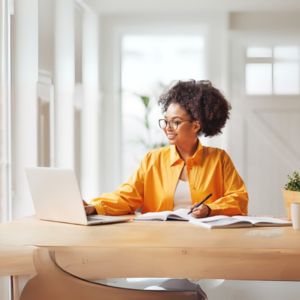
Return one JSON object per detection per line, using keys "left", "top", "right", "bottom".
{"left": 135, "top": 209, "right": 291, "bottom": 229}
{"left": 189, "top": 215, "right": 291, "bottom": 229}
{"left": 135, "top": 208, "right": 193, "bottom": 221}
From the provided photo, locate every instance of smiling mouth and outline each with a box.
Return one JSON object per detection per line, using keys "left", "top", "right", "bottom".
{"left": 167, "top": 133, "right": 176, "bottom": 139}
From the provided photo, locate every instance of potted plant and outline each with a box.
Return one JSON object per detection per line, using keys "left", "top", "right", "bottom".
{"left": 283, "top": 171, "right": 300, "bottom": 220}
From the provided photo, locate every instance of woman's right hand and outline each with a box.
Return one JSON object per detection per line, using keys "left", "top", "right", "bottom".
{"left": 83, "top": 200, "right": 97, "bottom": 215}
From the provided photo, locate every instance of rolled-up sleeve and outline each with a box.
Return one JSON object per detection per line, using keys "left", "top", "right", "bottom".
{"left": 208, "top": 151, "right": 248, "bottom": 216}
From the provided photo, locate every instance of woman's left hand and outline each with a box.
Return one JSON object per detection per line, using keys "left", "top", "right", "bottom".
{"left": 191, "top": 204, "right": 210, "bottom": 218}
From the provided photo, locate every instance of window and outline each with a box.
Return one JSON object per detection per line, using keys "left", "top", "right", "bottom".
{"left": 245, "top": 46, "right": 300, "bottom": 95}
{"left": 121, "top": 35, "right": 206, "bottom": 179}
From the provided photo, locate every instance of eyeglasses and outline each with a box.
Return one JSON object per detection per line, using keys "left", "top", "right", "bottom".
{"left": 158, "top": 119, "right": 191, "bottom": 130}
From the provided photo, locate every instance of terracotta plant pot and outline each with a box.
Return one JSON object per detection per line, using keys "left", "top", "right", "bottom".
{"left": 283, "top": 190, "right": 300, "bottom": 220}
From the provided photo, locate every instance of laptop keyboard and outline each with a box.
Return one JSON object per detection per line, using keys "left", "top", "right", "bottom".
{"left": 87, "top": 215, "right": 131, "bottom": 222}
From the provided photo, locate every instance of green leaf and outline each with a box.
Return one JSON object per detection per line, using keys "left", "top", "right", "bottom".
{"left": 284, "top": 171, "right": 300, "bottom": 191}
{"left": 139, "top": 95, "right": 150, "bottom": 108}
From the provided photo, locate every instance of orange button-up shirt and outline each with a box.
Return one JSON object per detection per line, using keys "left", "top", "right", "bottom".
{"left": 91, "top": 142, "right": 248, "bottom": 216}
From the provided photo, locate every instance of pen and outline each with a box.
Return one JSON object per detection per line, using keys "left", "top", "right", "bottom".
{"left": 188, "top": 193, "right": 212, "bottom": 215}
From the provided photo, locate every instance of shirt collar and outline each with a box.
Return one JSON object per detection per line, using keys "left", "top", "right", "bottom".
{"left": 170, "top": 140, "right": 204, "bottom": 167}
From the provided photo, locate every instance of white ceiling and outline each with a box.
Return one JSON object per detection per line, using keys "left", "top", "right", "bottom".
{"left": 85, "top": 0, "right": 300, "bottom": 14}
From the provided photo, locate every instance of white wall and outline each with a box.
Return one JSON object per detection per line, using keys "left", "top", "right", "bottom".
{"left": 81, "top": 7, "right": 101, "bottom": 199}
{"left": 53, "top": 0, "right": 75, "bottom": 168}
{"left": 1, "top": 1, "right": 12, "bottom": 298}
{"left": 0, "top": 0, "right": 10, "bottom": 296}
{"left": 12, "top": 0, "right": 38, "bottom": 218}
{"left": 38, "top": 0, "right": 54, "bottom": 74}
{"left": 228, "top": 11, "right": 300, "bottom": 218}
{"left": 37, "top": 0, "right": 102, "bottom": 200}
{"left": 0, "top": 0, "right": 9, "bottom": 222}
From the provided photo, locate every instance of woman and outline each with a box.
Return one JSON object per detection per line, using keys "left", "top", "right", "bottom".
{"left": 85, "top": 80, "right": 248, "bottom": 218}
{"left": 84, "top": 80, "right": 248, "bottom": 299}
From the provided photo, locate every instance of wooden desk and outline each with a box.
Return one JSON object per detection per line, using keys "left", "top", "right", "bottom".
{"left": 1, "top": 217, "right": 300, "bottom": 281}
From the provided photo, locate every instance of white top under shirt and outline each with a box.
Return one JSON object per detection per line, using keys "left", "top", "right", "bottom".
{"left": 173, "top": 179, "right": 192, "bottom": 210}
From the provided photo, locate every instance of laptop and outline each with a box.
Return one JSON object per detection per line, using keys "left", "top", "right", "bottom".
{"left": 26, "top": 167, "right": 131, "bottom": 225}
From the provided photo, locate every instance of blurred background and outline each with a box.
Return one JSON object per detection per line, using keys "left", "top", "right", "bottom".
{"left": 1, "top": 0, "right": 300, "bottom": 299}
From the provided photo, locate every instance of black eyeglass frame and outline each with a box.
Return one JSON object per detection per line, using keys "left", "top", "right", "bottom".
{"left": 158, "top": 119, "right": 192, "bottom": 130}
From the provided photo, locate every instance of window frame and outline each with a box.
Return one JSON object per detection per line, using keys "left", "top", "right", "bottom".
{"left": 244, "top": 45, "right": 300, "bottom": 97}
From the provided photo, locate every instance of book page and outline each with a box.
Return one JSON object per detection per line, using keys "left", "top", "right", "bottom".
{"left": 135, "top": 208, "right": 192, "bottom": 221}
{"left": 166, "top": 208, "right": 191, "bottom": 221}
{"left": 134, "top": 211, "right": 172, "bottom": 221}
{"left": 232, "top": 216, "right": 291, "bottom": 226}
{"left": 190, "top": 217, "right": 253, "bottom": 229}
{"left": 193, "top": 215, "right": 229, "bottom": 222}
{"left": 190, "top": 215, "right": 292, "bottom": 229}
{"left": 188, "top": 215, "right": 230, "bottom": 225}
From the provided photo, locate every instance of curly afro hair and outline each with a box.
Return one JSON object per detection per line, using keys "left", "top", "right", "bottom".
{"left": 158, "top": 80, "right": 231, "bottom": 137}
